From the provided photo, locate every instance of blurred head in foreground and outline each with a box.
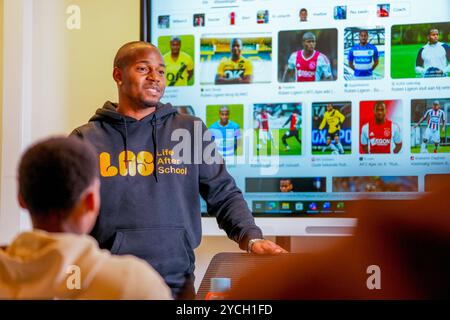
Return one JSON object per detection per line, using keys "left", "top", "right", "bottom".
{"left": 231, "top": 176, "right": 450, "bottom": 299}
{"left": 18, "top": 136, "right": 100, "bottom": 233}
{"left": 0, "top": 137, "right": 171, "bottom": 300}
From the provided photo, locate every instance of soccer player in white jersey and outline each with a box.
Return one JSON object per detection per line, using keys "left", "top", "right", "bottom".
{"left": 255, "top": 107, "right": 275, "bottom": 151}
{"left": 413, "top": 100, "right": 447, "bottom": 153}
{"left": 415, "top": 28, "right": 450, "bottom": 78}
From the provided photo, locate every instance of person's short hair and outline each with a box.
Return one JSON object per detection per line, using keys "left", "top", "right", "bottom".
{"left": 302, "top": 32, "right": 316, "bottom": 42}
{"left": 300, "top": 8, "right": 307, "bottom": 13}
{"left": 230, "top": 38, "right": 242, "bottom": 50}
{"left": 170, "top": 36, "right": 181, "bottom": 43}
{"left": 433, "top": 100, "right": 440, "bottom": 105}
{"left": 374, "top": 101, "right": 386, "bottom": 111}
{"left": 18, "top": 137, "right": 98, "bottom": 216}
{"left": 429, "top": 28, "right": 439, "bottom": 35}
{"left": 219, "top": 106, "right": 229, "bottom": 113}
{"left": 113, "top": 41, "right": 157, "bottom": 69}
{"left": 359, "top": 29, "right": 368, "bottom": 35}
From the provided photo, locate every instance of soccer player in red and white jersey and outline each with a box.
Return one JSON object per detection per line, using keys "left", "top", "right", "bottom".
{"left": 281, "top": 109, "right": 301, "bottom": 151}
{"left": 361, "top": 101, "right": 402, "bottom": 154}
{"left": 282, "top": 32, "right": 333, "bottom": 82}
{"left": 255, "top": 107, "right": 274, "bottom": 150}
{"left": 413, "top": 100, "right": 446, "bottom": 153}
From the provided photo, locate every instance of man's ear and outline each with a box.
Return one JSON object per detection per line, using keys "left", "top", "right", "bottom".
{"left": 113, "top": 67, "right": 123, "bottom": 85}
{"left": 82, "top": 179, "right": 101, "bottom": 218}
{"left": 18, "top": 193, "right": 28, "bottom": 210}
{"left": 71, "top": 180, "right": 100, "bottom": 234}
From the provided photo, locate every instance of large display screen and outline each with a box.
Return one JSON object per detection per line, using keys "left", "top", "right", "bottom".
{"left": 147, "top": 0, "right": 450, "bottom": 235}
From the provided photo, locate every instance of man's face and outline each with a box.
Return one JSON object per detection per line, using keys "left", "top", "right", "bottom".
{"left": 303, "top": 39, "right": 316, "bottom": 51}
{"left": 300, "top": 10, "right": 307, "bottom": 21}
{"left": 359, "top": 31, "right": 368, "bottom": 45}
{"left": 231, "top": 40, "right": 242, "bottom": 58}
{"left": 374, "top": 104, "right": 386, "bottom": 122}
{"left": 432, "top": 103, "right": 440, "bottom": 111}
{"left": 326, "top": 105, "right": 333, "bottom": 112}
{"left": 280, "top": 180, "right": 293, "bottom": 193}
{"left": 428, "top": 30, "right": 439, "bottom": 44}
{"left": 118, "top": 46, "right": 166, "bottom": 108}
{"left": 170, "top": 40, "right": 181, "bottom": 55}
{"left": 219, "top": 110, "right": 230, "bottom": 124}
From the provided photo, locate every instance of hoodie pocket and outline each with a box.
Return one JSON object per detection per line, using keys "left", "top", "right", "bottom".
{"left": 110, "top": 227, "right": 193, "bottom": 277}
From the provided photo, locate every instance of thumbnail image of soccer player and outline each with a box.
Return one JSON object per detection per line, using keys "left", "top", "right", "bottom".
{"left": 299, "top": 8, "right": 307, "bottom": 22}
{"left": 361, "top": 101, "right": 402, "bottom": 154}
{"left": 209, "top": 106, "right": 241, "bottom": 157}
{"left": 281, "top": 109, "right": 301, "bottom": 151}
{"left": 319, "top": 104, "right": 345, "bottom": 154}
{"left": 255, "top": 107, "right": 274, "bottom": 150}
{"left": 279, "top": 179, "right": 294, "bottom": 193}
{"left": 215, "top": 38, "right": 253, "bottom": 84}
{"left": 377, "top": 4, "right": 390, "bottom": 17}
{"left": 334, "top": 6, "right": 347, "bottom": 20}
{"left": 282, "top": 32, "right": 333, "bottom": 82}
{"left": 413, "top": 100, "right": 446, "bottom": 153}
{"left": 415, "top": 28, "right": 450, "bottom": 78}
{"left": 348, "top": 30, "right": 379, "bottom": 79}
{"left": 163, "top": 36, "right": 194, "bottom": 86}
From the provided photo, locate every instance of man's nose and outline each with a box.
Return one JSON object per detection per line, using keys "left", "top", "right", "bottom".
{"left": 146, "top": 70, "right": 158, "bottom": 81}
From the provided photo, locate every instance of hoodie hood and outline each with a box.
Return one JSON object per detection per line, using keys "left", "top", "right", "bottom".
{"left": 89, "top": 101, "right": 177, "bottom": 124}
{"left": 0, "top": 230, "right": 172, "bottom": 299}
{"left": 0, "top": 230, "right": 107, "bottom": 299}
{"left": 89, "top": 101, "right": 178, "bottom": 182}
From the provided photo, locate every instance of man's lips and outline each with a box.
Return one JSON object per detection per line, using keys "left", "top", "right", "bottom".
{"left": 143, "top": 86, "right": 161, "bottom": 94}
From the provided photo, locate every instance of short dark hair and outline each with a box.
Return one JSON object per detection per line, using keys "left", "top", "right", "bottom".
{"left": 374, "top": 101, "right": 386, "bottom": 111}
{"left": 429, "top": 28, "right": 439, "bottom": 35}
{"left": 113, "top": 41, "right": 158, "bottom": 69}
{"left": 302, "top": 32, "right": 316, "bottom": 41}
{"left": 18, "top": 137, "right": 98, "bottom": 216}
{"left": 373, "top": 101, "right": 387, "bottom": 111}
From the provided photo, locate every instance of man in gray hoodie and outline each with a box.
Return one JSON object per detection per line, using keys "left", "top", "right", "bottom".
{"left": 71, "top": 41, "right": 286, "bottom": 299}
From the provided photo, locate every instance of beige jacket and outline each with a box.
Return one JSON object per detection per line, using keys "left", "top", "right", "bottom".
{"left": 0, "top": 230, "right": 172, "bottom": 300}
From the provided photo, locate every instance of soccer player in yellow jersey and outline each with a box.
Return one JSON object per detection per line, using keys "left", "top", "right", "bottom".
{"left": 163, "top": 36, "right": 194, "bottom": 86}
{"left": 215, "top": 38, "right": 253, "bottom": 84}
{"left": 319, "top": 104, "right": 346, "bottom": 154}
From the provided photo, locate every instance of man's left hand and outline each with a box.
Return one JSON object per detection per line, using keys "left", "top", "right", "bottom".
{"left": 250, "top": 239, "right": 289, "bottom": 254}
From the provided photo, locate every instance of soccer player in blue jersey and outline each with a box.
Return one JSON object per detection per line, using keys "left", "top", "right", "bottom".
{"left": 348, "top": 30, "right": 379, "bottom": 80}
{"left": 209, "top": 106, "right": 241, "bottom": 157}
{"left": 415, "top": 28, "right": 450, "bottom": 78}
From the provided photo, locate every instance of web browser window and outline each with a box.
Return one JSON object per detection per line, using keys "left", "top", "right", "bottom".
{"left": 147, "top": 0, "right": 450, "bottom": 235}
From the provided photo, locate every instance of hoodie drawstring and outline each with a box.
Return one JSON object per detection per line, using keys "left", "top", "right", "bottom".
{"left": 123, "top": 118, "right": 129, "bottom": 163}
{"left": 151, "top": 115, "right": 159, "bottom": 183}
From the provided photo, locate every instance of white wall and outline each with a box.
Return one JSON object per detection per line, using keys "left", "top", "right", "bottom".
{"left": 0, "top": 0, "right": 34, "bottom": 244}
{"left": 0, "top": 0, "right": 3, "bottom": 233}
{"left": 0, "top": 0, "right": 140, "bottom": 243}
